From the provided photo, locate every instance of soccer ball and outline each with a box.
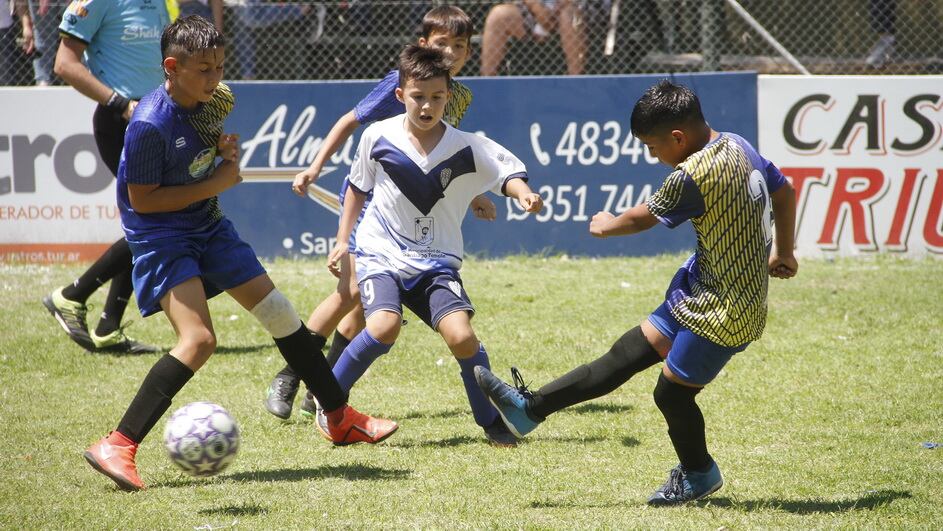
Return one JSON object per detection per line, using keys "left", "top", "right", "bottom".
{"left": 163, "top": 401, "right": 240, "bottom": 477}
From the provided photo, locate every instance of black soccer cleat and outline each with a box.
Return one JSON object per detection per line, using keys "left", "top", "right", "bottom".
{"left": 264, "top": 372, "right": 300, "bottom": 419}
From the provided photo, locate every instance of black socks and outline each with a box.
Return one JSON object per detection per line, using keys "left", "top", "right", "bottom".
{"left": 326, "top": 329, "right": 352, "bottom": 367}
{"left": 95, "top": 267, "right": 133, "bottom": 337}
{"left": 62, "top": 237, "right": 132, "bottom": 303}
{"left": 653, "top": 372, "right": 712, "bottom": 472}
{"left": 273, "top": 324, "right": 346, "bottom": 412}
{"left": 61, "top": 237, "right": 133, "bottom": 336}
{"left": 530, "top": 326, "right": 661, "bottom": 418}
{"left": 275, "top": 329, "right": 351, "bottom": 386}
{"left": 117, "top": 354, "right": 194, "bottom": 443}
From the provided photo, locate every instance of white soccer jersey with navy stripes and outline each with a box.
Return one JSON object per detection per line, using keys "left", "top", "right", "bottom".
{"left": 349, "top": 115, "right": 527, "bottom": 286}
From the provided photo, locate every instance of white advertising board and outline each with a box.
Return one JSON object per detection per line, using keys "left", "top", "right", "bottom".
{"left": 759, "top": 76, "right": 942, "bottom": 257}
{"left": 0, "top": 87, "right": 123, "bottom": 262}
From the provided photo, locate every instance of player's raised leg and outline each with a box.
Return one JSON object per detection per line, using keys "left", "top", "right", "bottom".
{"left": 331, "top": 307, "right": 399, "bottom": 393}
{"left": 234, "top": 274, "right": 397, "bottom": 445}
{"left": 475, "top": 321, "right": 665, "bottom": 437}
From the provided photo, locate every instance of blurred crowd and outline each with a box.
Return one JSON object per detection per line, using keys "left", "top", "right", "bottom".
{"left": 1, "top": 0, "right": 940, "bottom": 86}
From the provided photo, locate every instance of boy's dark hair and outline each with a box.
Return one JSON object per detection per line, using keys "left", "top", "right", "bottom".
{"left": 161, "top": 15, "right": 226, "bottom": 62}
{"left": 421, "top": 5, "right": 474, "bottom": 42}
{"left": 630, "top": 80, "right": 706, "bottom": 137}
{"left": 398, "top": 44, "right": 452, "bottom": 88}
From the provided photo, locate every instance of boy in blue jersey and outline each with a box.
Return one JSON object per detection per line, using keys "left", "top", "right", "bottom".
{"left": 264, "top": 5, "right": 496, "bottom": 420}
{"left": 43, "top": 0, "right": 169, "bottom": 354}
{"left": 476, "top": 80, "right": 798, "bottom": 504}
{"left": 83, "top": 16, "right": 397, "bottom": 492}
{"left": 321, "top": 45, "right": 543, "bottom": 447}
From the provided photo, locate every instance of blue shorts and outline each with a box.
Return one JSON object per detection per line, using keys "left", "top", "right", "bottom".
{"left": 648, "top": 302, "right": 748, "bottom": 386}
{"left": 359, "top": 270, "right": 474, "bottom": 329}
{"left": 128, "top": 218, "right": 266, "bottom": 317}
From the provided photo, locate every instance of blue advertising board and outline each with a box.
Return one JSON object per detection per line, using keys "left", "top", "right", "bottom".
{"left": 223, "top": 72, "right": 757, "bottom": 258}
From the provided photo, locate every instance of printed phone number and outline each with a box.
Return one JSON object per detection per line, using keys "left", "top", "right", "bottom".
{"left": 529, "top": 121, "right": 661, "bottom": 167}
{"left": 506, "top": 184, "right": 654, "bottom": 223}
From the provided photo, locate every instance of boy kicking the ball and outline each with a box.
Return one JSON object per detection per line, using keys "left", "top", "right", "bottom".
{"left": 324, "top": 44, "right": 543, "bottom": 447}
{"left": 475, "top": 80, "right": 798, "bottom": 504}
{"left": 83, "top": 16, "right": 397, "bottom": 492}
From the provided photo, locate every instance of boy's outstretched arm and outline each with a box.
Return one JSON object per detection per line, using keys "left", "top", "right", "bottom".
{"left": 292, "top": 110, "right": 361, "bottom": 196}
{"left": 769, "top": 181, "right": 798, "bottom": 279}
{"left": 504, "top": 178, "right": 543, "bottom": 213}
{"left": 589, "top": 203, "right": 659, "bottom": 238}
{"left": 327, "top": 185, "right": 367, "bottom": 277}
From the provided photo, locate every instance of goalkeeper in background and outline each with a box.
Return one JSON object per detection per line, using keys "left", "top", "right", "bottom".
{"left": 83, "top": 16, "right": 397, "bottom": 492}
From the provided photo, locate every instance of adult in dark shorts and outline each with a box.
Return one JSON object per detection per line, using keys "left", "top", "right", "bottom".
{"left": 43, "top": 0, "right": 168, "bottom": 353}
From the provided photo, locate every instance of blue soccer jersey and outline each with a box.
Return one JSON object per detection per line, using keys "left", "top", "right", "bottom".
{"left": 118, "top": 83, "right": 235, "bottom": 241}
{"left": 646, "top": 132, "right": 787, "bottom": 346}
{"left": 58, "top": 0, "right": 167, "bottom": 99}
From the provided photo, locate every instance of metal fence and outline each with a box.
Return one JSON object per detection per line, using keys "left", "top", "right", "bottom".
{"left": 2, "top": 0, "right": 941, "bottom": 86}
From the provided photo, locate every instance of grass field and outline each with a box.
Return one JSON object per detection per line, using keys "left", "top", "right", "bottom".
{"left": 1, "top": 253, "right": 941, "bottom": 529}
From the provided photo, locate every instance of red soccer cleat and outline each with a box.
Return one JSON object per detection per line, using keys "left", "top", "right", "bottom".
{"left": 83, "top": 433, "right": 145, "bottom": 491}
{"left": 326, "top": 405, "right": 398, "bottom": 446}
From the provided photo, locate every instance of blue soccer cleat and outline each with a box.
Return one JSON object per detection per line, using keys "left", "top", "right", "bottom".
{"left": 474, "top": 366, "right": 541, "bottom": 438}
{"left": 647, "top": 461, "right": 724, "bottom": 506}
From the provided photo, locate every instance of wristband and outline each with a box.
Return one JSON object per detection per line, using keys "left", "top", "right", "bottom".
{"left": 106, "top": 91, "right": 130, "bottom": 114}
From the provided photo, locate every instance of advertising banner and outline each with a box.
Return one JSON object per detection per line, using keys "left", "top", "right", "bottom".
{"left": 225, "top": 72, "right": 756, "bottom": 258}
{"left": 758, "top": 76, "right": 943, "bottom": 257}
{"left": 0, "top": 88, "right": 122, "bottom": 262}
{"left": 1, "top": 73, "right": 757, "bottom": 262}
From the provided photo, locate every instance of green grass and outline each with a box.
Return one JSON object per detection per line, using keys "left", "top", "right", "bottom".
{"left": 1, "top": 254, "right": 941, "bottom": 528}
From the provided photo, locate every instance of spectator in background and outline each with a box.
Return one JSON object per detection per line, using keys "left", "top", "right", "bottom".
{"left": 178, "top": 0, "right": 223, "bottom": 32}
{"left": 27, "top": 0, "right": 65, "bottom": 85}
{"left": 0, "top": 0, "right": 18, "bottom": 86}
{"left": 866, "top": 0, "right": 896, "bottom": 68}
{"left": 480, "top": 0, "right": 588, "bottom": 76}
{"left": 225, "top": 0, "right": 308, "bottom": 79}
{"left": 1, "top": 0, "right": 34, "bottom": 86}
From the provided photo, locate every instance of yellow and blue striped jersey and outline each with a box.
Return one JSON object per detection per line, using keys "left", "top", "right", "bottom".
{"left": 444, "top": 80, "right": 473, "bottom": 127}
{"left": 647, "top": 133, "right": 787, "bottom": 346}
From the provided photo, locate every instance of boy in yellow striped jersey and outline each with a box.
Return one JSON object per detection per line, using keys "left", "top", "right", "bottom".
{"left": 475, "top": 80, "right": 798, "bottom": 504}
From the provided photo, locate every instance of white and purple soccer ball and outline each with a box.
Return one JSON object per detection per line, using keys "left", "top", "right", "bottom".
{"left": 163, "top": 401, "right": 240, "bottom": 477}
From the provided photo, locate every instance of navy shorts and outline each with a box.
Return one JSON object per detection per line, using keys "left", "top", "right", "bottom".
{"left": 359, "top": 270, "right": 474, "bottom": 329}
{"left": 647, "top": 302, "right": 749, "bottom": 386}
{"left": 128, "top": 218, "right": 266, "bottom": 317}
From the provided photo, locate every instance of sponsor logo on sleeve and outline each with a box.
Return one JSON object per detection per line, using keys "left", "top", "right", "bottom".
{"left": 66, "top": 0, "right": 90, "bottom": 17}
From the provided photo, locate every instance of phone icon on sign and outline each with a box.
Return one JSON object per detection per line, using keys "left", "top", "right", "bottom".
{"left": 530, "top": 123, "right": 551, "bottom": 166}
